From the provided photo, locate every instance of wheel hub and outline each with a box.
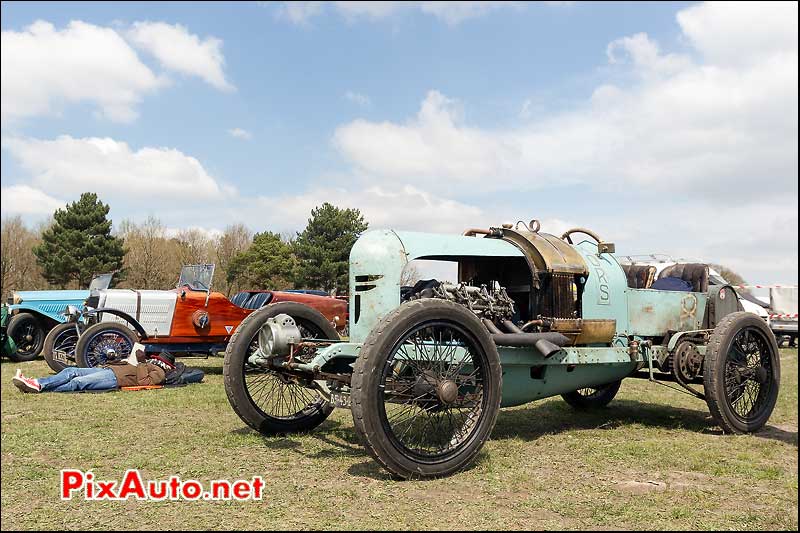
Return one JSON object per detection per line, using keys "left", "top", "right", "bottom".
{"left": 436, "top": 380, "right": 459, "bottom": 404}
{"left": 90, "top": 335, "right": 128, "bottom": 364}
{"left": 674, "top": 341, "right": 703, "bottom": 382}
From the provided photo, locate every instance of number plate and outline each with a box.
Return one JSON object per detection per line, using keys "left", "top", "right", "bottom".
{"left": 52, "top": 350, "right": 70, "bottom": 364}
{"left": 329, "top": 391, "right": 351, "bottom": 409}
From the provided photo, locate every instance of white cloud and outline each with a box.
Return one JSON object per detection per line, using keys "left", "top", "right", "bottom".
{"left": 247, "top": 185, "right": 482, "bottom": 234}
{"left": 676, "top": 1, "right": 798, "bottom": 66}
{"left": 0, "top": 185, "right": 64, "bottom": 215}
{"left": 228, "top": 127, "right": 253, "bottom": 140}
{"left": 418, "top": 2, "right": 522, "bottom": 26}
{"left": 2, "top": 135, "right": 227, "bottom": 203}
{"left": 1, "top": 19, "right": 234, "bottom": 123}
{"left": 333, "top": 1, "right": 404, "bottom": 20}
{"left": 332, "top": 2, "right": 798, "bottom": 202}
{"left": 344, "top": 91, "right": 371, "bottom": 107}
{"left": 276, "top": 1, "right": 325, "bottom": 24}
{"left": 334, "top": 90, "right": 519, "bottom": 191}
{"left": 127, "top": 21, "right": 235, "bottom": 92}
{"left": 164, "top": 225, "right": 224, "bottom": 241}
{"left": 606, "top": 32, "right": 691, "bottom": 74}
{"left": 276, "top": 1, "right": 521, "bottom": 25}
{"left": 1, "top": 20, "right": 164, "bottom": 123}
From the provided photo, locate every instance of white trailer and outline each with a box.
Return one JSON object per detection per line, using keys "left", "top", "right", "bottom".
{"left": 769, "top": 287, "right": 798, "bottom": 347}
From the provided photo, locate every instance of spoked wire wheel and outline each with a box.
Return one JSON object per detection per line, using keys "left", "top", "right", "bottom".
{"left": 722, "top": 327, "right": 775, "bottom": 421}
{"left": 223, "top": 302, "right": 340, "bottom": 434}
{"left": 352, "top": 299, "right": 501, "bottom": 479}
{"left": 43, "top": 322, "right": 82, "bottom": 372}
{"left": 562, "top": 381, "right": 621, "bottom": 409}
{"left": 243, "top": 320, "right": 328, "bottom": 422}
{"left": 379, "top": 321, "right": 486, "bottom": 459}
{"left": 704, "top": 312, "right": 780, "bottom": 433}
{"left": 75, "top": 323, "right": 137, "bottom": 368}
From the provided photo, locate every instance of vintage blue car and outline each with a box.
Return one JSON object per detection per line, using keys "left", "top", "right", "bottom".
{"left": 5, "top": 274, "right": 113, "bottom": 361}
{"left": 223, "top": 221, "right": 780, "bottom": 478}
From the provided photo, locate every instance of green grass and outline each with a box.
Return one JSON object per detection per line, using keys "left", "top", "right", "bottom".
{"left": 2, "top": 350, "right": 797, "bottom": 530}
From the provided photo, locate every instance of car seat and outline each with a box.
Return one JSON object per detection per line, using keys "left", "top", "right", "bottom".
{"left": 230, "top": 291, "right": 252, "bottom": 308}
{"left": 621, "top": 264, "right": 657, "bottom": 289}
{"left": 657, "top": 263, "right": 709, "bottom": 293}
{"left": 244, "top": 292, "right": 273, "bottom": 309}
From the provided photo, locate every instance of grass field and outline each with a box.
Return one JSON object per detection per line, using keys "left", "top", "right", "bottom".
{"left": 1, "top": 350, "right": 797, "bottom": 530}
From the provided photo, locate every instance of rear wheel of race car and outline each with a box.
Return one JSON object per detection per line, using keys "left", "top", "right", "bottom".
{"left": 351, "top": 299, "right": 502, "bottom": 479}
{"left": 224, "top": 302, "right": 339, "bottom": 434}
{"left": 43, "top": 322, "right": 82, "bottom": 372}
{"left": 561, "top": 381, "right": 622, "bottom": 409}
{"left": 7, "top": 313, "right": 46, "bottom": 361}
{"left": 75, "top": 322, "right": 138, "bottom": 367}
{"left": 704, "top": 312, "right": 780, "bottom": 433}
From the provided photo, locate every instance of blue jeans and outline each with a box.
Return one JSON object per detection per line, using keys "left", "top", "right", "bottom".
{"left": 38, "top": 367, "right": 118, "bottom": 392}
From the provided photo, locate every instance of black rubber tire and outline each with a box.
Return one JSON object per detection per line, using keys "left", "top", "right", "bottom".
{"left": 561, "top": 381, "right": 622, "bottom": 409}
{"left": 43, "top": 322, "right": 82, "bottom": 372}
{"left": 223, "top": 302, "right": 339, "bottom": 434}
{"left": 351, "top": 299, "right": 503, "bottom": 479}
{"left": 703, "top": 312, "right": 780, "bottom": 433}
{"left": 75, "top": 322, "right": 138, "bottom": 367}
{"left": 7, "top": 312, "right": 46, "bottom": 361}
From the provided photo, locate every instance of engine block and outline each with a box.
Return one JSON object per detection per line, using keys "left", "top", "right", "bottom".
{"left": 431, "top": 282, "right": 515, "bottom": 322}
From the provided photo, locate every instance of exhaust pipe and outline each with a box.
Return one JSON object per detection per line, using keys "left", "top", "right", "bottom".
{"left": 534, "top": 338, "right": 563, "bottom": 358}
{"left": 491, "top": 332, "right": 569, "bottom": 358}
{"left": 501, "top": 320, "right": 524, "bottom": 334}
{"left": 481, "top": 318, "right": 503, "bottom": 334}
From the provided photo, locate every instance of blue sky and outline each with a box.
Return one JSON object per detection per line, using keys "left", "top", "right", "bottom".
{"left": 1, "top": 1, "right": 797, "bottom": 284}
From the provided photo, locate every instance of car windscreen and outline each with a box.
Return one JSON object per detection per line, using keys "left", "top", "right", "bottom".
{"left": 89, "top": 273, "right": 114, "bottom": 291}
{"left": 178, "top": 264, "right": 215, "bottom": 291}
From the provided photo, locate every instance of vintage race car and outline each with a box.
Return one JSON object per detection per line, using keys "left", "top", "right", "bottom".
{"left": 47, "top": 265, "right": 347, "bottom": 369}
{"left": 222, "top": 221, "right": 781, "bottom": 479}
{"left": 5, "top": 274, "right": 114, "bottom": 361}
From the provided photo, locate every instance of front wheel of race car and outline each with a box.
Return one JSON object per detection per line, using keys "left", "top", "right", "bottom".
{"left": 223, "top": 302, "right": 339, "bottom": 435}
{"left": 75, "top": 322, "right": 138, "bottom": 368}
{"left": 351, "top": 299, "right": 503, "bottom": 479}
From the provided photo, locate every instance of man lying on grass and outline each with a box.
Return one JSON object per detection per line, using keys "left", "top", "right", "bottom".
{"left": 11, "top": 345, "right": 174, "bottom": 393}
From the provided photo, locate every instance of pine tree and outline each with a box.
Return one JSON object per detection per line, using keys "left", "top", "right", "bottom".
{"left": 226, "top": 232, "right": 297, "bottom": 290}
{"left": 33, "top": 193, "right": 125, "bottom": 288}
{"left": 292, "top": 203, "right": 368, "bottom": 294}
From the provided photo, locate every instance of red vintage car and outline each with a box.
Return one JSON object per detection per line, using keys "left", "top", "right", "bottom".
{"left": 45, "top": 265, "right": 347, "bottom": 368}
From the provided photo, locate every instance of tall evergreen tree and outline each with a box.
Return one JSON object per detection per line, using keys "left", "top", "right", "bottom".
{"left": 226, "top": 232, "right": 297, "bottom": 290}
{"left": 292, "top": 203, "right": 368, "bottom": 293}
{"left": 33, "top": 193, "right": 125, "bottom": 288}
